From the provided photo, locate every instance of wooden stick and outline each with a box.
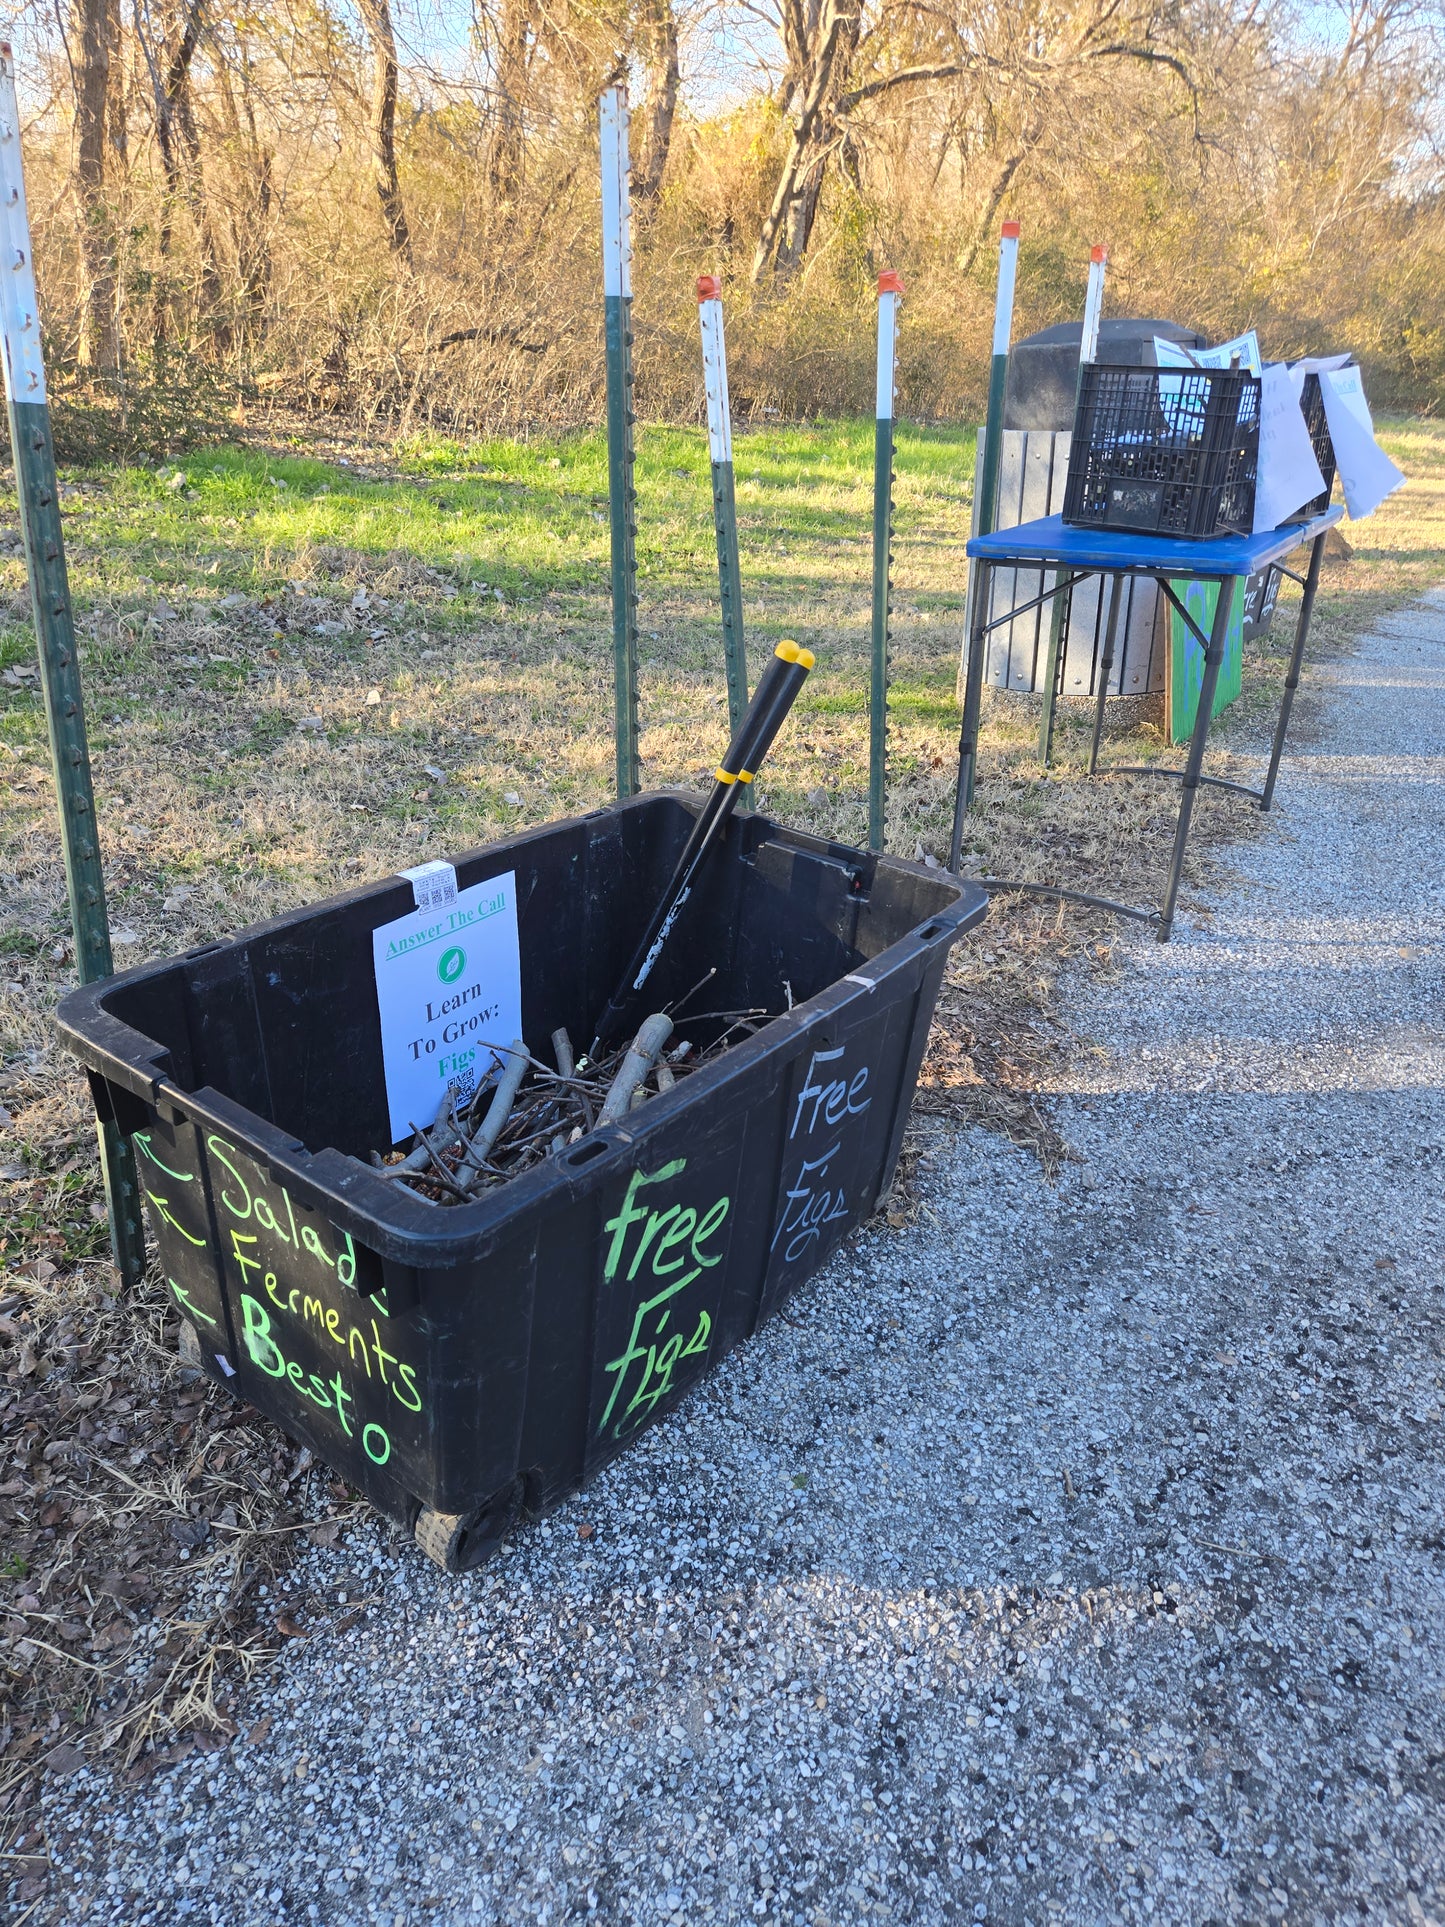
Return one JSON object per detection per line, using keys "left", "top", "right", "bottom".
{"left": 551, "top": 1027, "right": 576, "bottom": 1079}
{"left": 458, "top": 1041, "right": 529, "bottom": 1190}
{"left": 599, "top": 1014, "right": 674, "bottom": 1124}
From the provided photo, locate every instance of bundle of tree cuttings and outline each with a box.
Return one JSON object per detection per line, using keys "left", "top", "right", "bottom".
{"left": 373, "top": 985, "right": 777, "bottom": 1205}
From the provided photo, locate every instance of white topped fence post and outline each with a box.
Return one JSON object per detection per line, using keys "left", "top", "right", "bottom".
{"left": 868, "top": 270, "right": 903, "bottom": 853}
{"left": 1037, "top": 243, "right": 1107, "bottom": 765}
{"left": 696, "top": 274, "right": 749, "bottom": 773}
{"left": 600, "top": 86, "right": 640, "bottom": 798}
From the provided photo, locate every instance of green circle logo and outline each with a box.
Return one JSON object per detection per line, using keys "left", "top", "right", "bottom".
{"left": 437, "top": 946, "right": 466, "bottom": 984}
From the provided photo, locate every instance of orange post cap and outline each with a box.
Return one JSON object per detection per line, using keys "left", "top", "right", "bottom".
{"left": 877, "top": 271, "right": 904, "bottom": 296}
{"left": 696, "top": 274, "right": 721, "bottom": 302}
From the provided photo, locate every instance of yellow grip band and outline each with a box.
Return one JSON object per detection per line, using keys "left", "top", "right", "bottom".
{"left": 736, "top": 769, "right": 755, "bottom": 783}
{"left": 715, "top": 768, "right": 737, "bottom": 784}
{"left": 774, "top": 640, "right": 800, "bottom": 662}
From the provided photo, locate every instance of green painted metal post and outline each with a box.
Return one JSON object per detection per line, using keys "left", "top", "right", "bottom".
{"left": 868, "top": 271, "right": 903, "bottom": 853}
{"left": 1038, "top": 243, "right": 1107, "bottom": 766}
{"left": 696, "top": 275, "right": 750, "bottom": 802}
{"left": 957, "top": 222, "right": 1019, "bottom": 800}
{"left": 600, "top": 86, "right": 640, "bottom": 798}
{"left": 0, "top": 48, "right": 145, "bottom": 1286}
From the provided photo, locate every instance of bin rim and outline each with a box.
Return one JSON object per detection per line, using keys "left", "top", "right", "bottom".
{"left": 57, "top": 794, "right": 987, "bottom": 1268}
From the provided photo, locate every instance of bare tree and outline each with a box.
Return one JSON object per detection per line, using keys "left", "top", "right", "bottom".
{"left": 72, "top": 0, "right": 123, "bottom": 369}
{"left": 10, "top": 0, "right": 1443, "bottom": 433}
{"left": 212, "top": 37, "right": 275, "bottom": 350}
{"left": 955, "top": 112, "right": 1043, "bottom": 276}
{"left": 633, "top": 0, "right": 680, "bottom": 203}
{"left": 488, "top": 0, "right": 532, "bottom": 202}
{"left": 753, "top": 0, "right": 1202, "bottom": 282}
{"left": 134, "top": 0, "right": 224, "bottom": 342}
{"left": 357, "top": 0, "right": 411, "bottom": 258}
{"left": 752, "top": 0, "right": 861, "bottom": 280}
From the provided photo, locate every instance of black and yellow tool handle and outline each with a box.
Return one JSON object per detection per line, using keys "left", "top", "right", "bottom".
{"left": 589, "top": 640, "right": 815, "bottom": 1056}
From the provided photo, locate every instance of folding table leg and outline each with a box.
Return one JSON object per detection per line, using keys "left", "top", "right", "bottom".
{"left": 1157, "top": 575, "right": 1238, "bottom": 941}
{"left": 1260, "top": 530, "right": 1326, "bottom": 812}
{"left": 1087, "top": 573, "right": 1125, "bottom": 776}
{"left": 1036, "top": 571, "right": 1067, "bottom": 766}
{"left": 949, "top": 561, "right": 993, "bottom": 871}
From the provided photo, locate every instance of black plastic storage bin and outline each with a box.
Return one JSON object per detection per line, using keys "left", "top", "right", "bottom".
{"left": 58, "top": 796, "right": 986, "bottom": 1571}
{"left": 1062, "top": 363, "right": 1261, "bottom": 538}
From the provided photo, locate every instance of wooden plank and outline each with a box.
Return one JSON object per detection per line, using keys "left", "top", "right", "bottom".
{"left": 1116, "top": 577, "right": 1164, "bottom": 694}
{"left": 1061, "top": 573, "right": 1102, "bottom": 692}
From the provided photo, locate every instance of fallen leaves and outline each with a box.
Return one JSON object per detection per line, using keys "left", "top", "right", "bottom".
{"left": 0, "top": 1250, "right": 364, "bottom": 1851}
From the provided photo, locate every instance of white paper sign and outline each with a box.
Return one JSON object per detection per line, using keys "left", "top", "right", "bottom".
{"left": 372, "top": 870, "right": 523, "bottom": 1146}
{"left": 1253, "top": 361, "right": 1327, "bottom": 532}
{"left": 1319, "top": 366, "right": 1405, "bottom": 520}
{"left": 1153, "top": 330, "right": 1262, "bottom": 376}
{"left": 1287, "top": 352, "right": 1352, "bottom": 402}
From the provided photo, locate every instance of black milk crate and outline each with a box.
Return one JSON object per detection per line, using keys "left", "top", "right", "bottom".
{"left": 1062, "top": 363, "right": 1261, "bottom": 539}
{"left": 1286, "top": 369, "right": 1337, "bottom": 522}
{"left": 58, "top": 795, "right": 986, "bottom": 1573}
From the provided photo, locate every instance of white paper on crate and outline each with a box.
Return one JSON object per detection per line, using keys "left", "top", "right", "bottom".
{"left": 1318, "top": 366, "right": 1405, "bottom": 520}
{"left": 1253, "top": 362, "right": 1327, "bottom": 533}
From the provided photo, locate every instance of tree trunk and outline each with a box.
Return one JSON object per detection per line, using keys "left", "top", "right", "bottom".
{"left": 356, "top": 0, "right": 411, "bottom": 258}
{"left": 956, "top": 116, "right": 1044, "bottom": 277}
{"left": 235, "top": 80, "right": 273, "bottom": 346}
{"left": 751, "top": 0, "right": 859, "bottom": 282}
{"left": 73, "top": 0, "right": 122, "bottom": 371}
{"left": 213, "top": 45, "right": 275, "bottom": 350}
{"left": 489, "top": 0, "right": 530, "bottom": 203}
{"left": 146, "top": 0, "right": 224, "bottom": 347}
{"left": 633, "top": 0, "right": 679, "bottom": 205}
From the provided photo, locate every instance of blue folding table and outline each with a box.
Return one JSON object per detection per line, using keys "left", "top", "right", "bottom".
{"left": 948, "top": 507, "right": 1343, "bottom": 939}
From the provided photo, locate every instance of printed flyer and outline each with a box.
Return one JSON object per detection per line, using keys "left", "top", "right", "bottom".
{"left": 371, "top": 870, "right": 523, "bottom": 1146}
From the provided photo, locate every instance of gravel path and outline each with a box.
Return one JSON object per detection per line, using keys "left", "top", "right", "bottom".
{"left": 36, "top": 594, "right": 1445, "bottom": 1924}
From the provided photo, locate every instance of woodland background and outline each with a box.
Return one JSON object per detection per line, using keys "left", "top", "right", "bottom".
{"left": 4, "top": 0, "right": 1444, "bottom": 456}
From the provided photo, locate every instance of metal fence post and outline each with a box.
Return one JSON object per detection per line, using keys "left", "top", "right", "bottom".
{"left": 600, "top": 86, "right": 640, "bottom": 799}
{"left": 868, "top": 271, "right": 902, "bottom": 853}
{"left": 1038, "top": 243, "right": 1107, "bottom": 766}
{"left": 957, "top": 222, "right": 1019, "bottom": 780}
{"left": 696, "top": 274, "right": 750, "bottom": 791}
{"left": 975, "top": 225, "right": 1018, "bottom": 545}
{"left": 0, "top": 46, "right": 145, "bottom": 1286}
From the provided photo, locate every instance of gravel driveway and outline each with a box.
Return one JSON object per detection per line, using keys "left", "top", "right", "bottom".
{"left": 35, "top": 593, "right": 1445, "bottom": 1924}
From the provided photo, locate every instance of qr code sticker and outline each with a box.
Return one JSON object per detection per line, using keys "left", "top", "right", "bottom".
{"left": 402, "top": 860, "right": 458, "bottom": 911}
